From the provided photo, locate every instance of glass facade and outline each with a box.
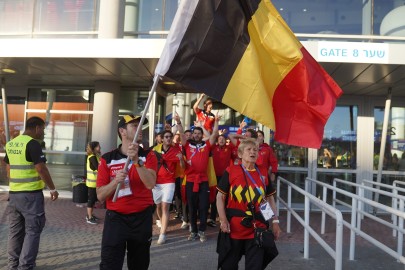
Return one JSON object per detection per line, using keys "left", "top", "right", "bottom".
{"left": 0, "top": 0, "right": 99, "bottom": 38}
{"left": 0, "top": 0, "right": 402, "bottom": 39}
{"left": 271, "top": 0, "right": 401, "bottom": 36}
{"left": 374, "top": 106, "right": 405, "bottom": 175}
{"left": 318, "top": 106, "right": 357, "bottom": 170}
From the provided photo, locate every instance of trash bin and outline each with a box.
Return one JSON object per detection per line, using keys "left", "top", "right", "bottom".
{"left": 72, "top": 175, "right": 88, "bottom": 203}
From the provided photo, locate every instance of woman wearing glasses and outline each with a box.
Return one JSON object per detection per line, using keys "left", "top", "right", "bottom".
{"left": 152, "top": 130, "right": 185, "bottom": 244}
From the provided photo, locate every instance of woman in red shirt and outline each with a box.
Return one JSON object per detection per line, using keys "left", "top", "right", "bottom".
{"left": 216, "top": 138, "right": 281, "bottom": 269}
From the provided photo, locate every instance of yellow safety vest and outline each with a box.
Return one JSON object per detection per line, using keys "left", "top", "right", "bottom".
{"left": 6, "top": 135, "right": 44, "bottom": 192}
{"left": 86, "top": 154, "right": 99, "bottom": 188}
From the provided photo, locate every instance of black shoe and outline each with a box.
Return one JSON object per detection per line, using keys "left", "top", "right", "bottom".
{"left": 207, "top": 219, "right": 217, "bottom": 227}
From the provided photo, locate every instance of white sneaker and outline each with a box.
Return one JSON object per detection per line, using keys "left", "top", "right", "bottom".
{"left": 198, "top": 231, "right": 207, "bottom": 242}
{"left": 180, "top": 221, "right": 189, "bottom": 229}
{"left": 156, "top": 220, "right": 162, "bottom": 228}
{"left": 157, "top": 234, "right": 166, "bottom": 245}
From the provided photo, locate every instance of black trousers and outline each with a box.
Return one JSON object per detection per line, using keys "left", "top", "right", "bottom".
{"left": 186, "top": 181, "right": 209, "bottom": 233}
{"left": 209, "top": 175, "right": 222, "bottom": 220}
{"left": 100, "top": 207, "right": 153, "bottom": 270}
{"left": 220, "top": 238, "right": 265, "bottom": 270}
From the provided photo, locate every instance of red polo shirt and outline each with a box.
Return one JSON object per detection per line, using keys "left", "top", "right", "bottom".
{"left": 97, "top": 146, "right": 158, "bottom": 214}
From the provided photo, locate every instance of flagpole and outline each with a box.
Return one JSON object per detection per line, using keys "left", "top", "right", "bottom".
{"left": 112, "top": 74, "right": 160, "bottom": 202}
{"left": 373, "top": 88, "right": 391, "bottom": 213}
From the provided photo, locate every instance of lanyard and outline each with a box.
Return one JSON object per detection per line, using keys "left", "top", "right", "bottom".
{"left": 241, "top": 164, "right": 266, "bottom": 196}
{"left": 188, "top": 143, "right": 201, "bottom": 161}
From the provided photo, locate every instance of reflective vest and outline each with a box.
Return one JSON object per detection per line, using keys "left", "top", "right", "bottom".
{"left": 86, "top": 154, "right": 99, "bottom": 188}
{"left": 6, "top": 135, "right": 44, "bottom": 192}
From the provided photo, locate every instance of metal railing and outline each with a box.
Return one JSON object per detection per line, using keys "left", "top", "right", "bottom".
{"left": 361, "top": 179, "right": 405, "bottom": 237}
{"left": 392, "top": 180, "right": 405, "bottom": 237}
{"left": 277, "top": 176, "right": 343, "bottom": 270}
{"left": 306, "top": 177, "right": 405, "bottom": 264}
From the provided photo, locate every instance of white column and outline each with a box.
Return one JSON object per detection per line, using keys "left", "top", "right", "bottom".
{"left": 184, "top": 93, "right": 191, "bottom": 129}
{"left": 92, "top": 81, "right": 120, "bottom": 153}
{"left": 124, "top": 0, "right": 139, "bottom": 39}
{"left": 98, "top": 0, "right": 125, "bottom": 38}
{"left": 356, "top": 116, "right": 375, "bottom": 212}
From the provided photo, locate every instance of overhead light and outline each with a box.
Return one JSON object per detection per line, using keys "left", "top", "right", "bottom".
{"left": 163, "top": 81, "right": 175, "bottom": 85}
{"left": 280, "top": 8, "right": 284, "bottom": 11}
{"left": 82, "top": 90, "right": 89, "bottom": 101}
{"left": 1, "top": 68, "right": 16, "bottom": 74}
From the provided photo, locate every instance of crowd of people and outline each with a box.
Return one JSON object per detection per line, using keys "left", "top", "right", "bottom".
{"left": 5, "top": 94, "right": 281, "bottom": 270}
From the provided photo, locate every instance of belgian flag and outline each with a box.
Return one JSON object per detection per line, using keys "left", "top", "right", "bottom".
{"left": 155, "top": 0, "right": 343, "bottom": 149}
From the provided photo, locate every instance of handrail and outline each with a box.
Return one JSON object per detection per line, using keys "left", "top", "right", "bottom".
{"left": 362, "top": 179, "right": 405, "bottom": 237}
{"left": 277, "top": 176, "right": 343, "bottom": 270}
{"left": 306, "top": 177, "right": 405, "bottom": 264}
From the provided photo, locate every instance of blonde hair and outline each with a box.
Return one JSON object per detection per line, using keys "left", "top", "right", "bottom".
{"left": 237, "top": 138, "right": 258, "bottom": 157}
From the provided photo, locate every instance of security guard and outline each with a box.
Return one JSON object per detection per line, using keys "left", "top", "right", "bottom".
{"left": 5, "top": 116, "right": 58, "bottom": 270}
{"left": 86, "top": 141, "right": 101, "bottom": 224}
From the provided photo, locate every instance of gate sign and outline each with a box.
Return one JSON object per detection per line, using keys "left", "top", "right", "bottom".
{"left": 318, "top": 41, "right": 389, "bottom": 64}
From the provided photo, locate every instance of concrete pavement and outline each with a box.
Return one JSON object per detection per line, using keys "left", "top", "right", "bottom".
{"left": 0, "top": 192, "right": 404, "bottom": 270}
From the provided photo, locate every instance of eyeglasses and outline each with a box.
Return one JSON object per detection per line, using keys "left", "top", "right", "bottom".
{"left": 164, "top": 136, "right": 173, "bottom": 139}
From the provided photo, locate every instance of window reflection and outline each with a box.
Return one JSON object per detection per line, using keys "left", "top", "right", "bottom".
{"left": 0, "top": 98, "right": 25, "bottom": 152}
{"left": 0, "top": 0, "right": 35, "bottom": 33}
{"left": 374, "top": 107, "right": 405, "bottom": 171}
{"left": 272, "top": 0, "right": 396, "bottom": 36}
{"left": 34, "top": 0, "right": 98, "bottom": 33}
{"left": 318, "top": 106, "right": 357, "bottom": 169}
{"left": 274, "top": 143, "right": 307, "bottom": 168}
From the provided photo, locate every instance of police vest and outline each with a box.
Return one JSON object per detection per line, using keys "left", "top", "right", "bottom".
{"left": 6, "top": 135, "right": 44, "bottom": 192}
{"left": 86, "top": 154, "right": 99, "bottom": 188}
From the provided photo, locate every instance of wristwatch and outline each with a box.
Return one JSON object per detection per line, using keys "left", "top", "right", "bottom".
{"left": 137, "top": 159, "right": 144, "bottom": 167}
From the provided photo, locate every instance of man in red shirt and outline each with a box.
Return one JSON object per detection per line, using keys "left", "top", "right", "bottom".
{"left": 152, "top": 130, "right": 184, "bottom": 245}
{"left": 193, "top": 93, "right": 215, "bottom": 133}
{"left": 174, "top": 112, "right": 219, "bottom": 242}
{"left": 257, "top": 130, "right": 278, "bottom": 182}
{"left": 207, "top": 134, "right": 235, "bottom": 227}
{"left": 96, "top": 114, "right": 157, "bottom": 270}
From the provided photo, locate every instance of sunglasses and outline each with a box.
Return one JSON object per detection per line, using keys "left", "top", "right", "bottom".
{"left": 164, "top": 135, "right": 173, "bottom": 139}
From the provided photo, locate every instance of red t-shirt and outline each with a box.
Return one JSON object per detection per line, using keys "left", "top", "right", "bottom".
{"left": 256, "top": 143, "right": 278, "bottom": 173}
{"left": 211, "top": 144, "right": 234, "bottom": 177}
{"left": 96, "top": 146, "right": 158, "bottom": 214}
{"left": 155, "top": 145, "right": 182, "bottom": 184}
{"left": 217, "top": 164, "right": 276, "bottom": 239}
{"left": 184, "top": 140, "right": 212, "bottom": 183}
{"left": 230, "top": 142, "right": 239, "bottom": 165}
{"left": 195, "top": 108, "right": 215, "bottom": 133}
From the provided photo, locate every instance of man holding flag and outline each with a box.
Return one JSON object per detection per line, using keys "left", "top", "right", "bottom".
{"left": 96, "top": 115, "right": 157, "bottom": 270}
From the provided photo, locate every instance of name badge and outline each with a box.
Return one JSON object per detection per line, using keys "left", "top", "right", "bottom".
{"left": 117, "top": 175, "right": 133, "bottom": 198}
{"left": 259, "top": 201, "right": 274, "bottom": 221}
